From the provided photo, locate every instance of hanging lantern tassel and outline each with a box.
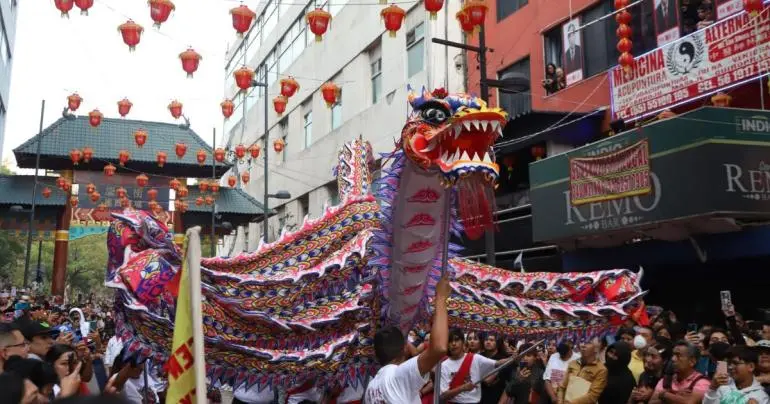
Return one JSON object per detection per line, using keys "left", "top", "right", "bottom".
{"left": 321, "top": 82, "right": 340, "bottom": 108}
{"left": 54, "top": 0, "right": 74, "bottom": 18}
{"left": 74, "top": 0, "right": 93, "bottom": 16}
{"left": 381, "top": 5, "right": 406, "bottom": 38}
{"left": 306, "top": 8, "right": 332, "bottom": 42}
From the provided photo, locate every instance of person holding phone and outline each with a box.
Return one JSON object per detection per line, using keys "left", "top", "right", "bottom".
{"left": 501, "top": 343, "right": 546, "bottom": 404}
{"left": 44, "top": 344, "right": 86, "bottom": 399}
{"left": 703, "top": 346, "right": 769, "bottom": 403}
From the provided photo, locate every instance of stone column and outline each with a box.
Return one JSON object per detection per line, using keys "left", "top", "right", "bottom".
{"left": 51, "top": 170, "right": 73, "bottom": 296}
{"left": 173, "top": 211, "right": 184, "bottom": 248}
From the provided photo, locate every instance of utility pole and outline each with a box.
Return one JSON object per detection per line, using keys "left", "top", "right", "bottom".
{"left": 211, "top": 128, "right": 217, "bottom": 257}
{"left": 24, "top": 100, "right": 46, "bottom": 287}
{"left": 432, "top": 25, "right": 496, "bottom": 266}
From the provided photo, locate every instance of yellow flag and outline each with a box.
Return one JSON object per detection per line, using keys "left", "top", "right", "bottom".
{"left": 165, "top": 238, "right": 198, "bottom": 404}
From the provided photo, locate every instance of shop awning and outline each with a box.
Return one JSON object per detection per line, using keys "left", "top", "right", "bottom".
{"left": 494, "top": 108, "right": 607, "bottom": 154}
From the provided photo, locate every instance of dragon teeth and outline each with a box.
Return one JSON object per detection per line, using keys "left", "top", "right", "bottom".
{"left": 419, "top": 142, "right": 437, "bottom": 153}
{"left": 453, "top": 126, "right": 462, "bottom": 138}
{"left": 482, "top": 152, "right": 492, "bottom": 163}
{"left": 463, "top": 121, "right": 472, "bottom": 131}
{"left": 480, "top": 120, "right": 489, "bottom": 131}
{"left": 460, "top": 150, "right": 471, "bottom": 161}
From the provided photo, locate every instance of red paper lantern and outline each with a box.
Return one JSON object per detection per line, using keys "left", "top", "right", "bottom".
{"left": 221, "top": 99, "right": 235, "bottom": 119}
{"left": 62, "top": 180, "right": 72, "bottom": 193}
{"left": 118, "top": 150, "right": 130, "bottom": 166}
{"left": 214, "top": 147, "right": 226, "bottom": 163}
{"left": 210, "top": 183, "right": 220, "bottom": 194}
{"left": 156, "top": 151, "right": 168, "bottom": 167}
{"left": 149, "top": 0, "right": 175, "bottom": 28}
{"left": 118, "top": 20, "right": 144, "bottom": 51}
{"left": 86, "top": 183, "right": 96, "bottom": 195}
{"left": 227, "top": 175, "right": 237, "bottom": 188}
{"left": 230, "top": 4, "right": 256, "bottom": 37}
{"left": 104, "top": 163, "right": 117, "bottom": 177}
{"left": 618, "top": 52, "right": 634, "bottom": 71}
{"left": 118, "top": 98, "right": 133, "bottom": 117}
{"left": 320, "top": 82, "right": 340, "bottom": 107}
{"left": 462, "top": 0, "right": 488, "bottom": 27}
{"left": 169, "top": 178, "right": 181, "bottom": 191}
{"left": 248, "top": 144, "right": 260, "bottom": 159}
{"left": 57, "top": 177, "right": 67, "bottom": 190}
{"left": 89, "top": 109, "right": 103, "bottom": 127}
{"left": 70, "top": 149, "right": 82, "bottom": 165}
{"left": 273, "top": 138, "right": 285, "bottom": 153}
{"left": 531, "top": 145, "right": 546, "bottom": 160}
{"left": 54, "top": 0, "right": 74, "bottom": 17}
{"left": 116, "top": 187, "right": 127, "bottom": 199}
{"left": 168, "top": 100, "right": 183, "bottom": 119}
{"left": 615, "top": 10, "right": 632, "bottom": 25}
{"left": 199, "top": 181, "right": 209, "bottom": 192}
{"left": 90, "top": 191, "right": 101, "bottom": 203}
{"left": 241, "top": 171, "right": 250, "bottom": 184}
{"left": 97, "top": 203, "right": 109, "bottom": 213}
{"left": 195, "top": 197, "right": 204, "bottom": 206}
{"left": 120, "top": 198, "right": 131, "bottom": 208}
{"left": 381, "top": 5, "right": 406, "bottom": 37}
{"left": 70, "top": 196, "right": 79, "bottom": 208}
{"left": 234, "top": 66, "right": 255, "bottom": 91}
{"left": 306, "top": 8, "right": 332, "bottom": 42}
{"left": 235, "top": 144, "right": 246, "bottom": 160}
{"left": 179, "top": 47, "right": 202, "bottom": 78}
{"left": 82, "top": 146, "right": 93, "bottom": 163}
{"left": 456, "top": 10, "right": 475, "bottom": 35}
{"left": 617, "top": 38, "right": 632, "bottom": 53}
{"left": 744, "top": 0, "right": 763, "bottom": 15}
{"left": 42, "top": 187, "right": 52, "bottom": 199}
{"left": 196, "top": 149, "right": 207, "bottom": 165}
{"left": 280, "top": 76, "right": 300, "bottom": 98}
{"left": 134, "top": 129, "right": 148, "bottom": 148}
{"left": 616, "top": 24, "right": 632, "bottom": 39}
{"left": 147, "top": 189, "right": 158, "bottom": 201}
{"left": 614, "top": 0, "right": 629, "bottom": 9}
{"left": 425, "top": 0, "right": 444, "bottom": 20}
{"left": 136, "top": 174, "right": 149, "bottom": 187}
{"left": 273, "top": 96, "right": 288, "bottom": 116}
{"left": 177, "top": 186, "right": 189, "bottom": 198}
{"left": 175, "top": 142, "right": 187, "bottom": 158}
{"left": 74, "top": 0, "right": 93, "bottom": 15}
{"left": 204, "top": 195, "right": 215, "bottom": 206}
{"left": 67, "top": 93, "right": 82, "bottom": 111}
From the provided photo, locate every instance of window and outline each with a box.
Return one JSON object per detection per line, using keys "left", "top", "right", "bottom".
{"left": 406, "top": 23, "right": 425, "bottom": 77}
{"left": 331, "top": 88, "right": 342, "bottom": 130}
{"left": 303, "top": 110, "right": 313, "bottom": 148}
{"left": 543, "top": 28, "right": 562, "bottom": 69}
{"left": 0, "top": 28, "right": 7, "bottom": 65}
{"left": 497, "top": 0, "right": 527, "bottom": 21}
{"left": 263, "top": 1, "right": 278, "bottom": 38}
{"left": 498, "top": 58, "right": 531, "bottom": 119}
{"left": 371, "top": 58, "right": 382, "bottom": 104}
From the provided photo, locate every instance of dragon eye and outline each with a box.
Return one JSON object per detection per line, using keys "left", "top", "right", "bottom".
{"left": 420, "top": 107, "right": 449, "bottom": 125}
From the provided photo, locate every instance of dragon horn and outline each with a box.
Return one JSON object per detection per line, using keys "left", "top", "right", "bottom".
{"left": 421, "top": 85, "right": 432, "bottom": 100}
{"left": 407, "top": 84, "right": 417, "bottom": 104}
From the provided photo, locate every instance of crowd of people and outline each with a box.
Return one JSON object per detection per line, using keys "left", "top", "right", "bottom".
{"left": 2, "top": 283, "right": 769, "bottom": 404}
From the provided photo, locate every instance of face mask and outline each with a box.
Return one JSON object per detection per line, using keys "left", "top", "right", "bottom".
{"left": 634, "top": 335, "right": 647, "bottom": 350}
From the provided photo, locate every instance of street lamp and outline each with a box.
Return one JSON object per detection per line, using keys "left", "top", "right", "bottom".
{"left": 268, "top": 191, "right": 291, "bottom": 200}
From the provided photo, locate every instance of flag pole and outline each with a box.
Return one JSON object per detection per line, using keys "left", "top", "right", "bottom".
{"left": 186, "top": 226, "right": 207, "bottom": 404}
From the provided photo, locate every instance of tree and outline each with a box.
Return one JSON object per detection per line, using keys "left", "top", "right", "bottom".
{"left": 65, "top": 235, "right": 109, "bottom": 298}
{"left": 0, "top": 232, "right": 24, "bottom": 288}
{"left": 0, "top": 159, "right": 15, "bottom": 175}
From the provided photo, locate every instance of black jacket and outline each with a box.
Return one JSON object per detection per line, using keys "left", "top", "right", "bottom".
{"left": 598, "top": 342, "right": 636, "bottom": 404}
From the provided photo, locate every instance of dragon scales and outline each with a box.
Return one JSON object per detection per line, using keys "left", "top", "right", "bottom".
{"left": 105, "top": 88, "right": 646, "bottom": 391}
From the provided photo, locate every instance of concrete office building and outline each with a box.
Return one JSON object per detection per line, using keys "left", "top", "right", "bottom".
{"left": 222, "top": 0, "right": 465, "bottom": 250}
{"left": 0, "top": 0, "right": 18, "bottom": 159}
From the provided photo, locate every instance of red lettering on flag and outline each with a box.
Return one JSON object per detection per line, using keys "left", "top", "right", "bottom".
{"left": 175, "top": 343, "right": 194, "bottom": 371}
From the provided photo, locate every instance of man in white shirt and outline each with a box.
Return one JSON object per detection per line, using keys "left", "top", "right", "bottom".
{"left": 365, "top": 275, "right": 451, "bottom": 404}
{"left": 438, "top": 328, "right": 509, "bottom": 403}
{"left": 543, "top": 340, "right": 578, "bottom": 403}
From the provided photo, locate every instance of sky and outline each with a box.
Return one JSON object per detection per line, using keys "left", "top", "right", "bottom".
{"left": 3, "top": 0, "right": 238, "bottom": 168}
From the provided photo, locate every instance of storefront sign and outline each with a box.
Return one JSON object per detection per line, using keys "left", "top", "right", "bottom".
{"left": 610, "top": 8, "right": 770, "bottom": 120}
{"left": 569, "top": 140, "right": 651, "bottom": 205}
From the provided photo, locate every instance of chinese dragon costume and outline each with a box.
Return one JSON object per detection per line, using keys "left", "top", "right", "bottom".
{"left": 105, "top": 87, "right": 646, "bottom": 391}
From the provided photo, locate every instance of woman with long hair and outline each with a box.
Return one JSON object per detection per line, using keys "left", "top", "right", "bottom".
{"left": 481, "top": 333, "right": 509, "bottom": 404}
{"left": 44, "top": 344, "right": 86, "bottom": 399}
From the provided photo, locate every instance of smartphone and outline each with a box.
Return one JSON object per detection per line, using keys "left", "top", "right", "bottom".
{"left": 688, "top": 323, "right": 699, "bottom": 333}
{"left": 721, "top": 290, "right": 735, "bottom": 316}
{"left": 716, "top": 360, "right": 728, "bottom": 375}
{"left": 88, "top": 321, "right": 97, "bottom": 333}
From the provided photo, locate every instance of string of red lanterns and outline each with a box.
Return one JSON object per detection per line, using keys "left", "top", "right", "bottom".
{"left": 615, "top": 0, "right": 634, "bottom": 72}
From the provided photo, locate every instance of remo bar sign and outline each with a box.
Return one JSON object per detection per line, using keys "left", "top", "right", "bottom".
{"left": 569, "top": 139, "right": 652, "bottom": 206}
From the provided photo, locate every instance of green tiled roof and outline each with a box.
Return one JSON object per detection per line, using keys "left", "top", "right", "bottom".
{"left": 0, "top": 175, "right": 67, "bottom": 206}
{"left": 13, "top": 116, "right": 231, "bottom": 178}
{"left": 184, "top": 187, "right": 272, "bottom": 216}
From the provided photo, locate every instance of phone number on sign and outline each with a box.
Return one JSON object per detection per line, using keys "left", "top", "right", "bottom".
{"left": 618, "top": 61, "right": 770, "bottom": 119}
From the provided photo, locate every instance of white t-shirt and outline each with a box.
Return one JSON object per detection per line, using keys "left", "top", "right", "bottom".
{"left": 542, "top": 352, "right": 578, "bottom": 387}
{"left": 365, "top": 356, "right": 428, "bottom": 404}
{"left": 104, "top": 336, "right": 124, "bottom": 368}
{"left": 288, "top": 387, "right": 321, "bottom": 404}
{"left": 233, "top": 385, "right": 275, "bottom": 403}
{"left": 338, "top": 379, "right": 368, "bottom": 403}
{"left": 438, "top": 353, "right": 497, "bottom": 403}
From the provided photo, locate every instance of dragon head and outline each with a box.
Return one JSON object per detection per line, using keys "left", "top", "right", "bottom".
{"left": 402, "top": 86, "right": 508, "bottom": 238}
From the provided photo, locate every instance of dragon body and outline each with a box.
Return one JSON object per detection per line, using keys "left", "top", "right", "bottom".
{"left": 105, "top": 88, "right": 645, "bottom": 391}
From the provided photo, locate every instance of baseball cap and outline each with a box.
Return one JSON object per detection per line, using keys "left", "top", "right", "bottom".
{"left": 752, "top": 339, "right": 770, "bottom": 351}
{"left": 19, "top": 320, "right": 59, "bottom": 340}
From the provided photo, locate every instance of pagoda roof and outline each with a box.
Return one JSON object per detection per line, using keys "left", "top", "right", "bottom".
{"left": 13, "top": 116, "right": 231, "bottom": 178}
{"left": 184, "top": 187, "right": 273, "bottom": 216}
{"left": 0, "top": 175, "right": 66, "bottom": 207}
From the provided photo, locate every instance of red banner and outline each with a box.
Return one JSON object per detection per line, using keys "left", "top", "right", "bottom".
{"left": 611, "top": 7, "right": 770, "bottom": 120}
{"left": 569, "top": 140, "right": 652, "bottom": 206}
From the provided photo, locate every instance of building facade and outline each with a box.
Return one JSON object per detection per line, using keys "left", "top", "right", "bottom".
{"left": 0, "top": 0, "right": 18, "bottom": 159}
{"left": 222, "top": 0, "right": 465, "bottom": 247}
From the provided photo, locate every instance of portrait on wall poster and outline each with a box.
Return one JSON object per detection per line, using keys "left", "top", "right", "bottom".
{"left": 654, "top": 0, "right": 681, "bottom": 46}
{"left": 562, "top": 18, "right": 583, "bottom": 86}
